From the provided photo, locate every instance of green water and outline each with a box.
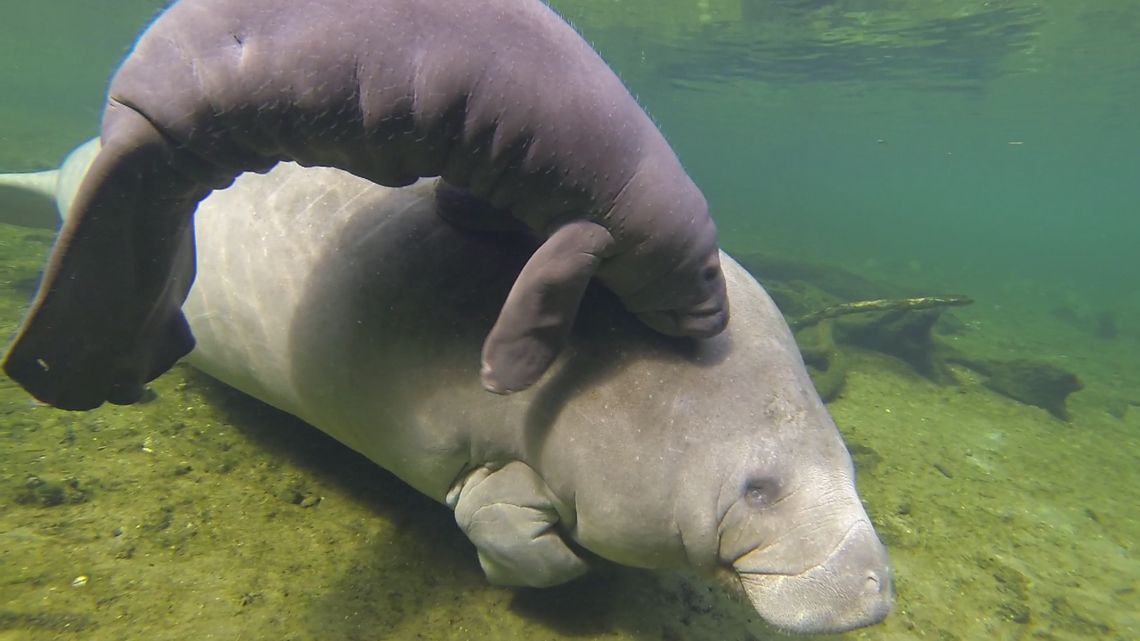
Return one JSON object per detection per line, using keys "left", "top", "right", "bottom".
{"left": 1, "top": 1, "right": 1137, "bottom": 640}
{"left": 583, "top": 2, "right": 1140, "bottom": 311}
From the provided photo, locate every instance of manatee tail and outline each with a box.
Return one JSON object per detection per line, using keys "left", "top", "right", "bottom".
{"left": 3, "top": 112, "right": 199, "bottom": 411}
{"left": 0, "top": 167, "right": 59, "bottom": 229}
{"left": 0, "top": 138, "right": 102, "bottom": 229}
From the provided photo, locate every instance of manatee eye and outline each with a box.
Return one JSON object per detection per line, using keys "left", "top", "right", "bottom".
{"left": 744, "top": 478, "right": 778, "bottom": 509}
{"left": 702, "top": 265, "right": 718, "bottom": 282}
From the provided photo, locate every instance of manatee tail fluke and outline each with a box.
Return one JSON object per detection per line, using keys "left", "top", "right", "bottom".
{"left": 0, "top": 168, "right": 60, "bottom": 229}
{"left": 0, "top": 137, "right": 102, "bottom": 230}
{"left": 3, "top": 110, "right": 200, "bottom": 411}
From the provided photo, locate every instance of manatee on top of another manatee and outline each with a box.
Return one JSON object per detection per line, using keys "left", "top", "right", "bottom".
{"left": 0, "top": 142, "right": 892, "bottom": 633}
{"left": 2, "top": 0, "right": 728, "bottom": 410}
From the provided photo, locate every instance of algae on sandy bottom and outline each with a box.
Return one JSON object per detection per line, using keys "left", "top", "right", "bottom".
{"left": 1, "top": 219, "right": 1138, "bottom": 641}
{"left": 0, "top": 360, "right": 771, "bottom": 641}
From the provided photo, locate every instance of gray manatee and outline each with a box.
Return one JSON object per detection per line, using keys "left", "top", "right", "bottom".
{"left": 0, "top": 145, "right": 890, "bottom": 632}
{"left": 3, "top": 0, "right": 729, "bottom": 411}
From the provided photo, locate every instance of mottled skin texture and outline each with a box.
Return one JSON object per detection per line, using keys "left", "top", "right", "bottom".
{"left": 0, "top": 147, "right": 892, "bottom": 632}
{"left": 2, "top": 0, "right": 727, "bottom": 410}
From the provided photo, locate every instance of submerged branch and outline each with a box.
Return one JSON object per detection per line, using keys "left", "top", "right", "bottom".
{"left": 791, "top": 295, "right": 974, "bottom": 331}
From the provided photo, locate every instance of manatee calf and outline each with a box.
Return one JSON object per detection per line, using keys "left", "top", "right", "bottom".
{"left": 3, "top": 0, "right": 728, "bottom": 410}
{"left": 0, "top": 146, "right": 892, "bottom": 632}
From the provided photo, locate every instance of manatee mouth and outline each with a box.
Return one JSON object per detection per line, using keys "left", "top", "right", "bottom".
{"left": 636, "top": 305, "right": 728, "bottom": 338}
{"left": 732, "top": 520, "right": 893, "bottom": 634}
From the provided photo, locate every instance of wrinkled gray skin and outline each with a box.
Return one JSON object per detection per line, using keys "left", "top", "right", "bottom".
{"left": 203, "top": 170, "right": 890, "bottom": 632}
{"left": 1, "top": 148, "right": 891, "bottom": 632}
{"left": 2, "top": 0, "right": 727, "bottom": 411}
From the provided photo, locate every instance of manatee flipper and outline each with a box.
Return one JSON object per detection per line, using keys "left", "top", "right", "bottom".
{"left": 433, "top": 180, "right": 528, "bottom": 233}
{"left": 2, "top": 105, "right": 205, "bottom": 410}
{"left": 448, "top": 462, "right": 589, "bottom": 588}
{"left": 480, "top": 220, "right": 614, "bottom": 394}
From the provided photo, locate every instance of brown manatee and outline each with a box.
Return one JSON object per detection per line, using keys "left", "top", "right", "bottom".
{"left": 2, "top": 0, "right": 728, "bottom": 410}
{"left": 1, "top": 146, "right": 891, "bottom": 633}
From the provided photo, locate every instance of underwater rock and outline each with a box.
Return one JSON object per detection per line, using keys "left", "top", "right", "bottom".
{"left": 15, "top": 475, "right": 89, "bottom": 507}
{"left": 948, "top": 357, "right": 1084, "bottom": 421}
{"left": 981, "top": 360, "right": 1083, "bottom": 421}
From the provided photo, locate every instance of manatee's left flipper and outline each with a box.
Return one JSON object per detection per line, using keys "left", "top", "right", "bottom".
{"left": 448, "top": 462, "right": 588, "bottom": 588}
{"left": 480, "top": 220, "right": 614, "bottom": 393}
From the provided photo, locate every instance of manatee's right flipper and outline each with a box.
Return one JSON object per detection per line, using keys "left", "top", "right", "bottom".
{"left": 448, "top": 462, "right": 589, "bottom": 588}
{"left": 2, "top": 103, "right": 208, "bottom": 410}
{"left": 480, "top": 219, "right": 614, "bottom": 393}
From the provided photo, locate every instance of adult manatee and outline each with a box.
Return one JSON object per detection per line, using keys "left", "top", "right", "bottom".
{"left": 3, "top": 0, "right": 728, "bottom": 410}
{"left": 0, "top": 147, "right": 891, "bottom": 633}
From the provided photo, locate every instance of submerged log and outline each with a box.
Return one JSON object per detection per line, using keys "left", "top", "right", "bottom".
{"left": 741, "top": 255, "right": 1085, "bottom": 418}
{"left": 791, "top": 295, "right": 974, "bottom": 331}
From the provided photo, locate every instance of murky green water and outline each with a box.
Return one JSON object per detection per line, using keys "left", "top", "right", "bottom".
{"left": 1, "top": 2, "right": 1136, "bottom": 640}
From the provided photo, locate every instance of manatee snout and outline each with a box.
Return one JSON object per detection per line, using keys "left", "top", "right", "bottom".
{"left": 636, "top": 297, "right": 728, "bottom": 338}
{"left": 736, "top": 519, "right": 893, "bottom": 634}
{"left": 632, "top": 252, "right": 729, "bottom": 338}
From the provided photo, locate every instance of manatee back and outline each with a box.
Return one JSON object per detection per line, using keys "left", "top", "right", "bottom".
{"left": 183, "top": 164, "right": 539, "bottom": 479}
{"left": 182, "top": 164, "right": 450, "bottom": 419}
{"left": 181, "top": 164, "right": 824, "bottom": 506}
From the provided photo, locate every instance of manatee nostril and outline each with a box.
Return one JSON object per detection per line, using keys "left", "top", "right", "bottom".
{"left": 864, "top": 571, "right": 883, "bottom": 593}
